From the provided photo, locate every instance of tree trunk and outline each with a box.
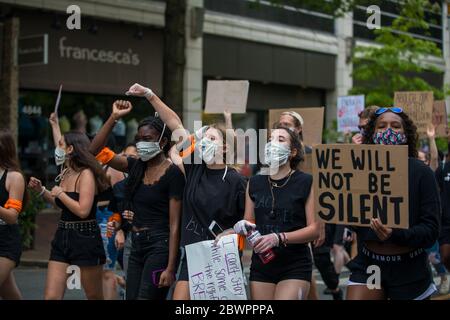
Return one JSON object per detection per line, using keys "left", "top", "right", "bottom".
{"left": 163, "top": 0, "right": 187, "bottom": 118}
{"left": 0, "top": 17, "right": 19, "bottom": 140}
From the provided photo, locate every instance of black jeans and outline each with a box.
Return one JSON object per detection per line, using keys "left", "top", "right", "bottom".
{"left": 312, "top": 246, "right": 339, "bottom": 291}
{"left": 126, "top": 230, "right": 170, "bottom": 300}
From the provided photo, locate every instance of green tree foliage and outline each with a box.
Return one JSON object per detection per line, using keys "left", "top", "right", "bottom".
{"left": 350, "top": 0, "right": 445, "bottom": 107}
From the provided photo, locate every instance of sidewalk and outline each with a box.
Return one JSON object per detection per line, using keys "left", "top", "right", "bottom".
{"left": 20, "top": 209, "right": 59, "bottom": 268}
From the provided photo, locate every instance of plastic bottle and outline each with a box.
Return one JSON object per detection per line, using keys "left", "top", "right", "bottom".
{"left": 246, "top": 229, "right": 276, "bottom": 264}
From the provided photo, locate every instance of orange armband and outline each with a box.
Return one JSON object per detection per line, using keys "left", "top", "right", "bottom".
{"left": 179, "top": 135, "right": 196, "bottom": 158}
{"left": 4, "top": 199, "right": 23, "bottom": 213}
{"left": 108, "top": 212, "right": 122, "bottom": 223}
{"left": 95, "top": 147, "right": 115, "bottom": 165}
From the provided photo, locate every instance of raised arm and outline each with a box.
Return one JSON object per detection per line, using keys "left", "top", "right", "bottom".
{"left": 427, "top": 124, "right": 438, "bottom": 171}
{"left": 89, "top": 100, "right": 133, "bottom": 172}
{"left": 49, "top": 112, "right": 62, "bottom": 148}
{"left": 126, "top": 83, "right": 189, "bottom": 145}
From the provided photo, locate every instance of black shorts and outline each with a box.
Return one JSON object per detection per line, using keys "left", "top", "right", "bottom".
{"left": 249, "top": 245, "right": 312, "bottom": 284}
{"left": 347, "top": 246, "right": 435, "bottom": 300}
{"left": 177, "top": 252, "right": 189, "bottom": 282}
{"left": 0, "top": 224, "right": 22, "bottom": 266}
{"left": 50, "top": 226, "right": 106, "bottom": 266}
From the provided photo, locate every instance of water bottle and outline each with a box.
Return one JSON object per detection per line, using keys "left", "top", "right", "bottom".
{"left": 246, "top": 229, "right": 275, "bottom": 264}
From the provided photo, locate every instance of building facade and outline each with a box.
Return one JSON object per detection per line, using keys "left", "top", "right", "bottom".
{"left": 0, "top": 0, "right": 449, "bottom": 183}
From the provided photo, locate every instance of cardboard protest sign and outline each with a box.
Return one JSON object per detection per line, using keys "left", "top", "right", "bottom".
{"left": 205, "top": 80, "right": 249, "bottom": 114}
{"left": 337, "top": 95, "right": 365, "bottom": 132}
{"left": 394, "top": 91, "right": 434, "bottom": 137}
{"left": 300, "top": 153, "right": 312, "bottom": 174}
{"left": 432, "top": 100, "right": 448, "bottom": 138}
{"left": 268, "top": 107, "right": 324, "bottom": 146}
{"left": 186, "top": 234, "right": 247, "bottom": 300}
{"left": 312, "top": 144, "right": 409, "bottom": 229}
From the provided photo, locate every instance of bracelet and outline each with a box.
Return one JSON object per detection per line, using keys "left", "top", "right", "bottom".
{"left": 38, "top": 186, "right": 46, "bottom": 197}
{"left": 281, "top": 232, "right": 288, "bottom": 247}
{"left": 276, "top": 233, "right": 282, "bottom": 247}
{"left": 56, "top": 190, "right": 65, "bottom": 198}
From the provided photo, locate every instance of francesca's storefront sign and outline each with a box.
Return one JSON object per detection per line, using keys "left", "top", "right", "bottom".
{"left": 18, "top": 9, "right": 163, "bottom": 95}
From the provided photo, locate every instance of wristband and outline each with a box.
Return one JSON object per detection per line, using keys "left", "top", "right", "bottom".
{"left": 38, "top": 186, "right": 46, "bottom": 197}
{"left": 144, "top": 88, "right": 154, "bottom": 99}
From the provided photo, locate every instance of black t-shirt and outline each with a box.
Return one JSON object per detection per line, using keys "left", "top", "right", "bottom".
{"left": 249, "top": 170, "right": 312, "bottom": 251}
{"left": 356, "top": 158, "right": 441, "bottom": 249}
{"left": 117, "top": 157, "right": 185, "bottom": 235}
{"left": 180, "top": 152, "right": 246, "bottom": 247}
{"left": 436, "top": 161, "right": 450, "bottom": 228}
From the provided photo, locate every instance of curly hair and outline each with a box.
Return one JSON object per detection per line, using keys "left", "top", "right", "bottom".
{"left": 362, "top": 110, "right": 418, "bottom": 158}
{"left": 273, "top": 125, "right": 305, "bottom": 169}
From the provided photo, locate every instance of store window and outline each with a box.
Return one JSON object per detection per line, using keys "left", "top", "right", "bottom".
{"left": 18, "top": 89, "right": 152, "bottom": 186}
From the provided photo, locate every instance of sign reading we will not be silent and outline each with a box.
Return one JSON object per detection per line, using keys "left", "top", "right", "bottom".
{"left": 312, "top": 144, "right": 409, "bottom": 229}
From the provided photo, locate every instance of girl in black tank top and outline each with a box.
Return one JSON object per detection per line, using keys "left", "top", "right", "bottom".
{"left": 0, "top": 129, "right": 27, "bottom": 300}
{"left": 28, "top": 127, "right": 109, "bottom": 300}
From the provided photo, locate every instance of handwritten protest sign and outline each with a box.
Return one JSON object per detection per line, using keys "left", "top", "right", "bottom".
{"left": 268, "top": 107, "right": 324, "bottom": 146}
{"left": 394, "top": 91, "right": 434, "bottom": 137}
{"left": 432, "top": 100, "right": 448, "bottom": 138}
{"left": 205, "top": 80, "right": 249, "bottom": 114}
{"left": 312, "top": 144, "right": 409, "bottom": 229}
{"left": 337, "top": 95, "right": 365, "bottom": 132}
{"left": 186, "top": 234, "right": 247, "bottom": 300}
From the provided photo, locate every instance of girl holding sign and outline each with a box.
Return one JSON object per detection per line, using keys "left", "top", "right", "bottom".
{"left": 89, "top": 101, "right": 185, "bottom": 300}
{"left": 124, "top": 83, "right": 247, "bottom": 300}
{"left": 29, "top": 130, "right": 109, "bottom": 300}
{"left": 346, "top": 107, "right": 441, "bottom": 300}
{"left": 220, "top": 126, "right": 320, "bottom": 300}
{"left": 0, "top": 130, "right": 27, "bottom": 300}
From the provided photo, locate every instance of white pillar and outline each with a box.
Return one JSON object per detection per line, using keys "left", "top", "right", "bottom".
{"left": 442, "top": 1, "right": 450, "bottom": 115}
{"left": 183, "top": 0, "right": 204, "bottom": 132}
{"left": 326, "top": 11, "right": 353, "bottom": 129}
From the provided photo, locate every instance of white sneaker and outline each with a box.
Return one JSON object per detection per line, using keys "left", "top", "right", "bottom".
{"left": 439, "top": 277, "right": 449, "bottom": 295}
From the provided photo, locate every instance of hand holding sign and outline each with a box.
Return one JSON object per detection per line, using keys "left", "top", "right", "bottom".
{"left": 370, "top": 218, "right": 393, "bottom": 241}
{"left": 49, "top": 112, "right": 58, "bottom": 128}
{"left": 426, "top": 123, "right": 436, "bottom": 139}
{"left": 112, "top": 100, "right": 133, "bottom": 119}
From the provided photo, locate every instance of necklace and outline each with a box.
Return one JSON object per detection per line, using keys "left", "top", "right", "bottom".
{"left": 268, "top": 170, "right": 294, "bottom": 217}
{"left": 144, "top": 158, "right": 169, "bottom": 184}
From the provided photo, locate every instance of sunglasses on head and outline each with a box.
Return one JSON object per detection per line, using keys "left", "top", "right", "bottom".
{"left": 375, "top": 107, "right": 403, "bottom": 115}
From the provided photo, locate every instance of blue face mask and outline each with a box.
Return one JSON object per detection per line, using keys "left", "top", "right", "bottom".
{"left": 372, "top": 128, "right": 407, "bottom": 145}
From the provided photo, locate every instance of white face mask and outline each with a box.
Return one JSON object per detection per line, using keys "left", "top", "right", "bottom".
{"left": 264, "top": 141, "right": 290, "bottom": 168}
{"left": 136, "top": 124, "right": 166, "bottom": 162}
{"left": 55, "top": 147, "right": 66, "bottom": 166}
{"left": 197, "top": 137, "right": 218, "bottom": 164}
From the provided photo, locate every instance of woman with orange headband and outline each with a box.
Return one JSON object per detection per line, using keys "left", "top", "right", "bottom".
{"left": 0, "top": 129, "right": 27, "bottom": 300}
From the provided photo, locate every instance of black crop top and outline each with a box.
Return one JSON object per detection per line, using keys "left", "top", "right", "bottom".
{"left": 55, "top": 173, "right": 98, "bottom": 222}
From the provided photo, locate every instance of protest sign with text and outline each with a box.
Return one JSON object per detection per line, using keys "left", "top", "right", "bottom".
{"left": 186, "top": 234, "right": 247, "bottom": 300}
{"left": 394, "top": 91, "right": 434, "bottom": 137}
{"left": 337, "top": 95, "right": 365, "bottom": 132}
{"left": 312, "top": 144, "right": 409, "bottom": 229}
